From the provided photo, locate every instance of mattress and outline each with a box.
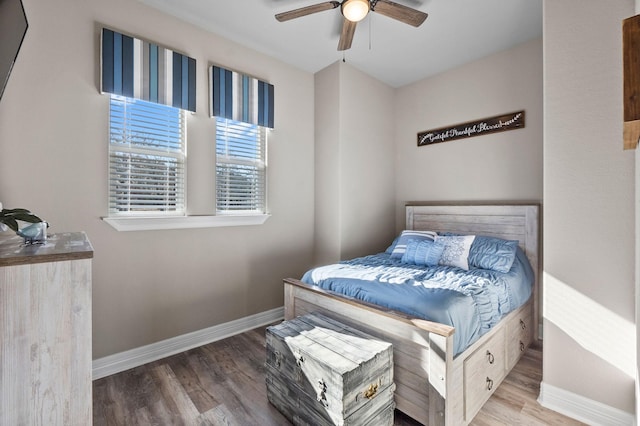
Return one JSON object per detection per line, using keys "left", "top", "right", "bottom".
{"left": 301, "top": 247, "right": 533, "bottom": 356}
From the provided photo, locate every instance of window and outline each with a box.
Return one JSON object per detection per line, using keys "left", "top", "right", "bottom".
{"left": 108, "top": 95, "right": 186, "bottom": 215}
{"left": 215, "top": 118, "right": 267, "bottom": 214}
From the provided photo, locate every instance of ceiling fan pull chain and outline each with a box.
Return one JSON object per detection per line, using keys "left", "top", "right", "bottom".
{"left": 369, "top": 12, "right": 372, "bottom": 50}
{"left": 342, "top": 51, "right": 346, "bottom": 63}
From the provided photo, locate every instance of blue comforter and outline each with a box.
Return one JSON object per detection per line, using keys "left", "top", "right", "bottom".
{"left": 301, "top": 248, "right": 533, "bottom": 356}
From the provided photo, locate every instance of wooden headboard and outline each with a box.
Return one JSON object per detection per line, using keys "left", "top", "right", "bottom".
{"left": 406, "top": 204, "right": 540, "bottom": 339}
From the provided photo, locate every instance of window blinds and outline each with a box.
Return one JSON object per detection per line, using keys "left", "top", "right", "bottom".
{"left": 109, "top": 95, "right": 186, "bottom": 214}
{"left": 216, "top": 118, "right": 266, "bottom": 213}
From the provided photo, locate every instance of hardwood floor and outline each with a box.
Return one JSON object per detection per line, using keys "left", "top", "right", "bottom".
{"left": 93, "top": 325, "right": 585, "bottom": 426}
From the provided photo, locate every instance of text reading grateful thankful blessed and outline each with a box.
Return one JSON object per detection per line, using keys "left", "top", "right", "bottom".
{"left": 417, "top": 111, "right": 525, "bottom": 146}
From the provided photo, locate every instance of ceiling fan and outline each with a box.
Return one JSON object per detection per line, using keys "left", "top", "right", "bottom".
{"left": 275, "top": 0, "right": 428, "bottom": 51}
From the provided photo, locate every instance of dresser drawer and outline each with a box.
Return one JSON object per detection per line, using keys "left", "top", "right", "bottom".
{"left": 506, "top": 306, "right": 533, "bottom": 370}
{"left": 463, "top": 328, "right": 506, "bottom": 421}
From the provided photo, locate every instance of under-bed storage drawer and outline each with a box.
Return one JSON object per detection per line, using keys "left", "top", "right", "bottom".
{"left": 463, "top": 328, "right": 506, "bottom": 421}
{"left": 506, "top": 306, "right": 533, "bottom": 370}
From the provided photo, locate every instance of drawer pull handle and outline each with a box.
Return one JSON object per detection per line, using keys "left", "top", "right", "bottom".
{"left": 520, "top": 319, "right": 526, "bottom": 330}
{"left": 486, "top": 377, "right": 494, "bottom": 391}
{"left": 316, "top": 379, "right": 328, "bottom": 406}
{"left": 486, "top": 350, "right": 495, "bottom": 364}
{"left": 364, "top": 383, "right": 379, "bottom": 399}
{"left": 520, "top": 341, "right": 525, "bottom": 352}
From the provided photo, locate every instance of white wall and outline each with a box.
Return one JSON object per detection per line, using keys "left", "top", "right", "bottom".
{"left": 394, "top": 38, "right": 543, "bottom": 230}
{"left": 543, "top": 0, "right": 636, "bottom": 417}
{"left": 314, "top": 61, "right": 396, "bottom": 265}
{"left": 0, "top": 0, "right": 315, "bottom": 359}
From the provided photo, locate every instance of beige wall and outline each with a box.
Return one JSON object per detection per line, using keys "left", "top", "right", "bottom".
{"left": 0, "top": 0, "right": 315, "bottom": 358}
{"left": 393, "top": 38, "right": 543, "bottom": 230}
{"left": 314, "top": 61, "right": 396, "bottom": 265}
{"left": 544, "top": 0, "right": 635, "bottom": 414}
{"left": 314, "top": 62, "right": 342, "bottom": 265}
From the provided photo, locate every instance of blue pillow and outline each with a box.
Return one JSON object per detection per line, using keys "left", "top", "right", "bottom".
{"left": 468, "top": 236, "right": 519, "bottom": 273}
{"left": 390, "top": 230, "right": 438, "bottom": 259}
{"left": 401, "top": 239, "right": 445, "bottom": 266}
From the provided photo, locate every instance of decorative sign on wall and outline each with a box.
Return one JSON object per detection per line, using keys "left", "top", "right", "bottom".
{"left": 623, "top": 15, "right": 640, "bottom": 150}
{"left": 417, "top": 110, "right": 525, "bottom": 147}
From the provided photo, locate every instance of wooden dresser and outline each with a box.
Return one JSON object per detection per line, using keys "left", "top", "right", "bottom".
{"left": 0, "top": 232, "right": 93, "bottom": 425}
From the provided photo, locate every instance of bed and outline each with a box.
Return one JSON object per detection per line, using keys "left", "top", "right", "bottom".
{"left": 283, "top": 204, "right": 539, "bottom": 425}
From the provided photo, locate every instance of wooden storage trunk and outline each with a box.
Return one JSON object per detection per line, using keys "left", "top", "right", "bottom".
{"left": 265, "top": 312, "right": 394, "bottom": 426}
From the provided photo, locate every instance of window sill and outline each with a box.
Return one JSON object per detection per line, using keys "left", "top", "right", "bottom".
{"left": 102, "top": 214, "right": 270, "bottom": 231}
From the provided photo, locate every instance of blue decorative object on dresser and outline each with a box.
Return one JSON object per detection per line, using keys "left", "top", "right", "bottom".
{"left": 17, "top": 221, "right": 48, "bottom": 244}
{"left": 0, "top": 206, "right": 48, "bottom": 244}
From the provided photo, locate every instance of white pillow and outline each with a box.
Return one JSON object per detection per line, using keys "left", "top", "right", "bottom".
{"left": 435, "top": 235, "right": 476, "bottom": 270}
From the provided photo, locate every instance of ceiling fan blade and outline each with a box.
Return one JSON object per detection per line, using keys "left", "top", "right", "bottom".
{"left": 373, "top": 0, "right": 428, "bottom": 27}
{"left": 338, "top": 18, "right": 357, "bottom": 51}
{"left": 276, "top": 1, "right": 340, "bottom": 22}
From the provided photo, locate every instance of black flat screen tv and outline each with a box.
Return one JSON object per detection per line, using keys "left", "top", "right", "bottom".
{"left": 0, "top": 0, "right": 28, "bottom": 102}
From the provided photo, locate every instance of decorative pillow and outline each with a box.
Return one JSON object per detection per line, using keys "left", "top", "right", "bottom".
{"left": 385, "top": 236, "right": 400, "bottom": 254}
{"left": 435, "top": 235, "right": 476, "bottom": 270}
{"left": 390, "top": 230, "right": 438, "bottom": 259}
{"left": 401, "top": 239, "right": 445, "bottom": 266}
{"left": 468, "top": 236, "right": 519, "bottom": 273}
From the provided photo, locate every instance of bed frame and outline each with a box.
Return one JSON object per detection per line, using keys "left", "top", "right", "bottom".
{"left": 283, "top": 204, "right": 539, "bottom": 425}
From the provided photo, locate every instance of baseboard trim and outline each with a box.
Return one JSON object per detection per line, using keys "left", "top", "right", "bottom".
{"left": 92, "top": 306, "right": 284, "bottom": 380}
{"left": 538, "top": 382, "right": 635, "bottom": 426}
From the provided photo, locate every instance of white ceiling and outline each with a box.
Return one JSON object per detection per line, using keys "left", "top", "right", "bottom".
{"left": 137, "top": 0, "right": 542, "bottom": 88}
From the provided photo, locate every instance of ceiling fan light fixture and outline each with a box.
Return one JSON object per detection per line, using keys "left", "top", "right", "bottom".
{"left": 342, "top": 0, "right": 369, "bottom": 22}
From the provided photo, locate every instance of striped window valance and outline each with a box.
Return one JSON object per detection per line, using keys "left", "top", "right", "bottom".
{"left": 101, "top": 28, "right": 196, "bottom": 112}
{"left": 210, "top": 66, "right": 274, "bottom": 129}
